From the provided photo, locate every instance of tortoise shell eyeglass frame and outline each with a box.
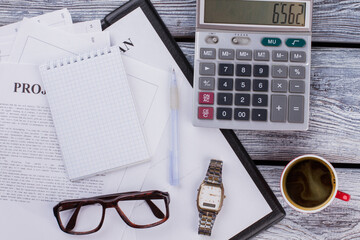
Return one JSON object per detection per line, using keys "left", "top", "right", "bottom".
{"left": 53, "top": 190, "right": 170, "bottom": 235}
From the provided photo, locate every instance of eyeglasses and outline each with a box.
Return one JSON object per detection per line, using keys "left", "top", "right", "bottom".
{"left": 53, "top": 190, "right": 170, "bottom": 235}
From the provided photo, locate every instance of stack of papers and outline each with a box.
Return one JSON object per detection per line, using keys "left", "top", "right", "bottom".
{"left": 0, "top": 8, "right": 170, "bottom": 240}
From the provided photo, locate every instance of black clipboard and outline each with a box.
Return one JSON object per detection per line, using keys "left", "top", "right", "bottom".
{"left": 101, "top": 0, "right": 285, "bottom": 239}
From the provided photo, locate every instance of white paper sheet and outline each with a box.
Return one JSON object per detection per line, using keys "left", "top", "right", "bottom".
{"left": 0, "top": 63, "right": 126, "bottom": 239}
{"left": 22, "top": 18, "right": 102, "bottom": 34}
{"left": 57, "top": 19, "right": 102, "bottom": 33}
{"left": 0, "top": 35, "right": 15, "bottom": 43}
{"left": 0, "top": 9, "right": 73, "bottom": 62}
{"left": 0, "top": 40, "right": 12, "bottom": 62}
{"left": 0, "top": 8, "right": 72, "bottom": 37}
{"left": 122, "top": 55, "right": 170, "bottom": 155}
{"left": 8, "top": 19, "right": 110, "bottom": 64}
{"left": 106, "top": 7, "right": 273, "bottom": 240}
{"left": 2, "top": 20, "right": 102, "bottom": 63}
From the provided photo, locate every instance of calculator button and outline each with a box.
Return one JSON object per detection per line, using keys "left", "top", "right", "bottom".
{"left": 235, "top": 94, "right": 251, "bottom": 106}
{"left": 261, "top": 37, "right": 281, "bottom": 47}
{"left": 286, "top": 38, "right": 306, "bottom": 47}
{"left": 253, "top": 79, "right": 269, "bottom": 92}
{"left": 271, "top": 95, "right": 287, "bottom": 122}
{"left": 289, "top": 80, "right": 305, "bottom": 93}
{"left": 199, "top": 62, "right": 215, "bottom": 76}
{"left": 272, "top": 51, "right": 288, "bottom": 62}
{"left": 236, "top": 64, "right": 251, "bottom": 76}
{"left": 252, "top": 109, "right": 267, "bottom": 121}
{"left": 219, "top": 63, "right": 234, "bottom": 76}
{"left": 288, "top": 95, "right": 304, "bottom": 123}
{"left": 254, "top": 50, "right": 270, "bottom": 61}
{"left": 199, "top": 77, "right": 215, "bottom": 90}
{"left": 272, "top": 65, "right": 288, "bottom": 78}
{"left": 235, "top": 78, "right": 251, "bottom": 91}
{"left": 217, "top": 93, "right": 233, "bottom": 105}
{"left": 199, "top": 92, "right": 214, "bottom": 105}
{"left": 289, "top": 66, "right": 305, "bottom": 79}
{"left": 217, "top": 108, "right": 232, "bottom": 120}
{"left": 272, "top": 80, "right": 288, "bottom": 92}
{"left": 198, "top": 107, "right": 214, "bottom": 120}
{"left": 236, "top": 49, "right": 252, "bottom": 60}
{"left": 200, "top": 48, "right": 216, "bottom": 59}
{"left": 218, "top": 78, "right": 233, "bottom": 90}
{"left": 253, "top": 94, "right": 268, "bottom": 106}
{"left": 253, "top": 65, "right": 269, "bottom": 77}
{"left": 290, "top": 51, "right": 306, "bottom": 62}
{"left": 219, "top": 49, "right": 235, "bottom": 60}
{"left": 234, "top": 108, "right": 250, "bottom": 120}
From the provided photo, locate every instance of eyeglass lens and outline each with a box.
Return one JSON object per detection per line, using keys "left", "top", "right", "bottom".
{"left": 117, "top": 198, "right": 167, "bottom": 226}
{"left": 59, "top": 203, "right": 103, "bottom": 232}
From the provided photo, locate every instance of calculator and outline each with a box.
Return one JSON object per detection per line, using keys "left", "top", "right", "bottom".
{"left": 193, "top": 0, "right": 312, "bottom": 130}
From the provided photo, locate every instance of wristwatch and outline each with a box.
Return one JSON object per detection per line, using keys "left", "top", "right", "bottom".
{"left": 197, "top": 159, "right": 225, "bottom": 236}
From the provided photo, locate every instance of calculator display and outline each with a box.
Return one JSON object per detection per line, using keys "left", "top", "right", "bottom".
{"left": 204, "top": 0, "right": 306, "bottom": 26}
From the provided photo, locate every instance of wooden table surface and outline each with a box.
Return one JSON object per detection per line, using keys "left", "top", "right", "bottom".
{"left": 2, "top": 0, "right": 360, "bottom": 239}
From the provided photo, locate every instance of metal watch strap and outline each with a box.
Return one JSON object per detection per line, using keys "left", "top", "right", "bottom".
{"left": 198, "top": 159, "right": 223, "bottom": 236}
{"left": 205, "top": 159, "right": 223, "bottom": 185}
{"left": 198, "top": 210, "right": 217, "bottom": 236}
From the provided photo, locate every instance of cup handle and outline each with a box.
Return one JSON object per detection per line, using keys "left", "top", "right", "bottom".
{"left": 336, "top": 190, "right": 350, "bottom": 201}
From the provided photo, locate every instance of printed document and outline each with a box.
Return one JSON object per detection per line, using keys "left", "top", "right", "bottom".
{"left": 0, "top": 63, "right": 131, "bottom": 239}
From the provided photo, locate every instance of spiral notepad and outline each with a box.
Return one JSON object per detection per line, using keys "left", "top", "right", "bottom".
{"left": 39, "top": 47, "right": 150, "bottom": 180}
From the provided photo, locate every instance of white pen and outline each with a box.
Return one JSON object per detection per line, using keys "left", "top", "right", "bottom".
{"left": 170, "top": 68, "right": 179, "bottom": 186}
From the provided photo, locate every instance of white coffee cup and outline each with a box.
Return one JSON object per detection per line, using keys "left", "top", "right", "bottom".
{"left": 280, "top": 155, "right": 350, "bottom": 213}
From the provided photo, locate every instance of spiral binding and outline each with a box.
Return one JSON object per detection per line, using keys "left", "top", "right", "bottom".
{"left": 44, "top": 47, "right": 114, "bottom": 71}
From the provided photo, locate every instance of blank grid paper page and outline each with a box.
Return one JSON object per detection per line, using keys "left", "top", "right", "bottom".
{"left": 40, "top": 47, "right": 150, "bottom": 180}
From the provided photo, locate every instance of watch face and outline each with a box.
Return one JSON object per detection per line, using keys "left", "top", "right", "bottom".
{"left": 198, "top": 184, "right": 223, "bottom": 211}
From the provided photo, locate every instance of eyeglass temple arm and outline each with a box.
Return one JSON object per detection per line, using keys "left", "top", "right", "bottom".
{"left": 65, "top": 204, "right": 82, "bottom": 231}
{"left": 145, "top": 199, "right": 165, "bottom": 219}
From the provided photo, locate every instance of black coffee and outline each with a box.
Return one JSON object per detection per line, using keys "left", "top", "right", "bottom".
{"left": 285, "top": 160, "right": 333, "bottom": 208}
